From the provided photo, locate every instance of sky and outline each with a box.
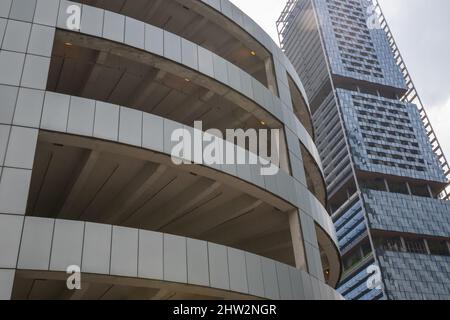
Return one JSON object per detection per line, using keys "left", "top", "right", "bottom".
{"left": 230, "top": 0, "right": 450, "bottom": 161}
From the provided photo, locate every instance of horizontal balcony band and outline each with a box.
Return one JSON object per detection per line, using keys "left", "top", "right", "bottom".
{"left": 13, "top": 216, "right": 343, "bottom": 300}
{"left": 363, "top": 189, "right": 450, "bottom": 238}
{"left": 3, "top": 89, "right": 340, "bottom": 268}
{"left": 48, "top": 2, "right": 322, "bottom": 173}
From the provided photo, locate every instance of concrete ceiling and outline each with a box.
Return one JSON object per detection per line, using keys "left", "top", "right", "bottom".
{"left": 74, "top": 0, "right": 270, "bottom": 86}
{"left": 12, "top": 271, "right": 238, "bottom": 300}
{"left": 47, "top": 35, "right": 276, "bottom": 134}
{"left": 27, "top": 132, "right": 295, "bottom": 266}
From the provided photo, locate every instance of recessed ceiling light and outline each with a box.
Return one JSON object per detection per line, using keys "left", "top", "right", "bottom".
{"left": 250, "top": 51, "right": 256, "bottom": 56}
{"left": 53, "top": 143, "right": 65, "bottom": 147}
{"left": 64, "top": 42, "right": 73, "bottom": 46}
{"left": 184, "top": 78, "right": 190, "bottom": 82}
{"left": 260, "top": 120, "right": 266, "bottom": 126}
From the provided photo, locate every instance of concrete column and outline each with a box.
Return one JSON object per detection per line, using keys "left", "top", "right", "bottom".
{"left": 405, "top": 182, "right": 412, "bottom": 196}
{"left": 359, "top": 246, "right": 365, "bottom": 259}
{"left": 427, "top": 185, "right": 435, "bottom": 199}
{"left": 423, "top": 239, "right": 431, "bottom": 255}
{"left": 288, "top": 210, "right": 307, "bottom": 271}
{"left": 384, "top": 179, "right": 390, "bottom": 192}
{"left": 264, "top": 57, "right": 278, "bottom": 96}
{"left": 400, "top": 237, "right": 407, "bottom": 252}
{"left": 279, "top": 129, "right": 291, "bottom": 174}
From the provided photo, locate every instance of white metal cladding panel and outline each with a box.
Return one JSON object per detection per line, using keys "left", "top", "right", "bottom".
{"left": 124, "top": 17, "right": 144, "bottom": 50}
{"left": 0, "top": 167, "right": 32, "bottom": 215}
{"left": 67, "top": 96, "right": 95, "bottom": 136}
{"left": 110, "top": 226, "right": 139, "bottom": 277}
{"left": 163, "top": 234, "right": 187, "bottom": 284}
{"left": 119, "top": 107, "right": 142, "bottom": 147}
{"left": 102, "top": 10, "right": 124, "bottom": 43}
{"left": 0, "top": 1, "right": 13, "bottom": 19}
{"left": 245, "top": 252, "right": 264, "bottom": 298}
{"left": 21, "top": 54, "right": 51, "bottom": 89}
{"left": 0, "top": 125, "right": 9, "bottom": 165}
{"left": 41, "top": 92, "right": 70, "bottom": 132}
{"left": 82, "top": 222, "right": 112, "bottom": 275}
{"left": 93, "top": 101, "right": 119, "bottom": 141}
{"left": 227, "top": 247, "right": 249, "bottom": 294}
{"left": 13, "top": 88, "right": 44, "bottom": 128}
{"left": 142, "top": 113, "right": 164, "bottom": 152}
{"left": 0, "top": 51, "right": 25, "bottom": 86}
{"left": 163, "top": 30, "right": 182, "bottom": 63}
{"left": 80, "top": 4, "right": 104, "bottom": 37}
{"left": 0, "top": 214, "right": 23, "bottom": 268}
{"left": 9, "top": 217, "right": 341, "bottom": 300}
{"left": 138, "top": 229, "right": 164, "bottom": 280}
{"left": 290, "top": 267, "right": 306, "bottom": 300}
{"left": 187, "top": 238, "right": 210, "bottom": 287}
{"left": 208, "top": 242, "right": 230, "bottom": 291}
{"left": 34, "top": 0, "right": 60, "bottom": 27}
{"left": 49, "top": 219, "right": 84, "bottom": 271}
{"left": 145, "top": 24, "right": 163, "bottom": 56}
{"left": 0, "top": 85, "right": 18, "bottom": 125}
{"left": 261, "top": 257, "right": 280, "bottom": 300}
{"left": 2, "top": 20, "right": 31, "bottom": 52}
{"left": 9, "top": 0, "right": 37, "bottom": 23}
{"left": 276, "top": 262, "right": 294, "bottom": 300}
{"left": 28, "top": 24, "right": 55, "bottom": 56}
{"left": 17, "top": 217, "right": 54, "bottom": 270}
{"left": 0, "top": 269, "right": 15, "bottom": 300}
{"left": 4, "top": 126, "right": 38, "bottom": 170}
{"left": 181, "top": 38, "right": 198, "bottom": 70}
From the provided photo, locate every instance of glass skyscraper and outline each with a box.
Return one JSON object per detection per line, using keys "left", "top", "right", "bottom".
{"left": 278, "top": 0, "right": 450, "bottom": 300}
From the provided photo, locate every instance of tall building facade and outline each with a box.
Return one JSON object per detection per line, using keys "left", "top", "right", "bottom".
{"left": 279, "top": 0, "right": 450, "bottom": 300}
{"left": 0, "top": 0, "right": 342, "bottom": 300}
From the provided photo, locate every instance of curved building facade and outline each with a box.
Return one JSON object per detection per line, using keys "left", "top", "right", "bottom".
{"left": 0, "top": 0, "right": 342, "bottom": 300}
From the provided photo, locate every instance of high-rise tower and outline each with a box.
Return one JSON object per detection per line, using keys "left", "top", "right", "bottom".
{"left": 278, "top": 0, "right": 450, "bottom": 300}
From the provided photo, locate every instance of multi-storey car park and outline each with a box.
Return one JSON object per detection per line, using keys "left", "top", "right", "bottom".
{"left": 278, "top": 0, "right": 450, "bottom": 300}
{"left": 0, "top": 0, "right": 343, "bottom": 300}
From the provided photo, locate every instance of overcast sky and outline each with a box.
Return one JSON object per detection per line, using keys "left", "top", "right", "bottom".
{"left": 230, "top": 0, "right": 450, "bottom": 161}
